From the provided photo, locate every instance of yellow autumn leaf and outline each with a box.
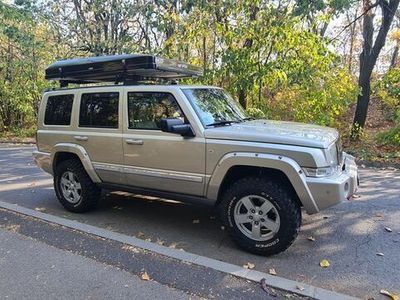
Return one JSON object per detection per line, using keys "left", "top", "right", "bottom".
{"left": 141, "top": 272, "right": 150, "bottom": 281}
{"left": 269, "top": 268, "right": 277, "bottom": 275}
{"left": 243, "top": 263, "right": 255, "bottom": 269}
{"left": 380, "top": 289, "right": 399, "bottom": 300}
{"left": 319, "top": 259, "right": 330, "bottom": 268}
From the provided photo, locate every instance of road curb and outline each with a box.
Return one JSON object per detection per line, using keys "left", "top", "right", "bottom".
{"left": 0, "top": 200, "right": 359, "bottom": 300}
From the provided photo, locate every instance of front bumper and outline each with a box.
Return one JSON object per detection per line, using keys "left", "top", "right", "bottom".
{"left": 32, "top": 150, "right": 52, "bottom": 174}
{"left": 306, "top": 153, "right": 359, "bottom": 211}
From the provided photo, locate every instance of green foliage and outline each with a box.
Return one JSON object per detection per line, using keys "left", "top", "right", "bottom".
{"left": 375, "top": 67, "right": 400, "bottom": 109}
{"left": 168, "top": 1, "right": 358, "bottom": 126}
{"left": 377, "top": 125, "right": 400, "bottom": 147}
{"left": 0, "top": 2, "right": 63, "bottom": 131}
{"left": 0, "top": 0, "right": 358, "bottom": 136}
{"left": 374, "top": 68, "right": 400, "bottom": 147}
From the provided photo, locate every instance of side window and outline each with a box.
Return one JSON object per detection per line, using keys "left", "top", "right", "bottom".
{"left": 44, "top": 94, "right": 74, "bottom": 125}
{"left": 128, "top": 92, "right": 184, "bottom": 130}
{"left": 79, "top": 92, "right": 119, "bottom": 128}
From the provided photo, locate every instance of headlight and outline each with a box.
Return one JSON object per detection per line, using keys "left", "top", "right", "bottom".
{"left": 326, "top": 143, "right": 338, "bottom": 166}
{"left": 302, "top": 166, "right": 338, "bottom": 177}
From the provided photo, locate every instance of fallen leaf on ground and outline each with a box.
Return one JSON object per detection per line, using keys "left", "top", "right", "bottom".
{"left": 169, "top": 242, "right": 177, "bottom": 249}
{"left": 376, "top": 252, "right": 385, "bottom": 256}
{"left": 307, "top": 236, "right": 316, "bottom": 242}
{"left": 385, "top": 227, "right": 393, "bottom": 233}
{"left": 296, "top": 285, "right": 305, "bottom": 291}
{"left": 141, "top": 272, "right": 150, "bottom": 281}
{"left": 269, "top": 268, "right": 277, "bottom": 275}
{"left": 319, "top": 259, "right": 330, "bottom": 268}
{"left": 192, "top": 219, "right": 200, "bottom": 224}
{"left": 137, "top": 232, "right": 145, "bottom": 239}
{"left": 243, "top": 263, "right": 255, "bottom": 269}
{"left": 156, "top": 239, "right": 165, "bottom": 245}
{"left": 122, "top": 245, "right": 140, "bottom": 253}
{"left": 145, "top": 238, "right": 151, "bottom": 242}
{"left": 5, "top": 224, "right": 20, "bottom": 233}
{"left": 34, "top": 207, "right": 46, "bottom": 212}
{"left": 380, "top": 289, "right": 399, "bottom": 300}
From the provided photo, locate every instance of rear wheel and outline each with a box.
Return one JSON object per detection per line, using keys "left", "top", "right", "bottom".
{"left": 219, "top": 176, "right": 301, "bottom": 256}
{"left": 54, "top": 159, "right": 100, "bottom": 213}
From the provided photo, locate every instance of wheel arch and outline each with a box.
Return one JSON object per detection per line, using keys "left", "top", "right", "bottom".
{"left": 207, "top": 152, "right": 319, "bottom": 214}
{"left": 51, "top": 143, "right": 101, "bottom": 183}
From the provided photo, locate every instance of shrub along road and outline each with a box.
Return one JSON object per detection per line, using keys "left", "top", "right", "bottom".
{"left": 0, "top": 144, "right": 399, "bottom": 299}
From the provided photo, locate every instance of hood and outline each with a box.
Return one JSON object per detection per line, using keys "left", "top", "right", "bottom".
{"left": 204, "top": 120, "right": 339, "bottom": 149}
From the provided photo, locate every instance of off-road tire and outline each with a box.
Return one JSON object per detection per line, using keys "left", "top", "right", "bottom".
{"left": 54, "top": 159, "right": 101, "bottom": 213}
{"left": 219, "top": 176, "right": 301, "bottom": 256}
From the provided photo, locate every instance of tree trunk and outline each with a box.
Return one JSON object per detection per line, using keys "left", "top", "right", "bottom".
{"left": 352, "top": 0, "right": 400, "bottom": 139}
{"left": 390, "top": 43, "right": 399, "bottom": 68}
{"left": 237, "top": 4, "right": 259, "bottom": 110}
{"left": 238, "top": 90, "right": 246, "bottom": 109}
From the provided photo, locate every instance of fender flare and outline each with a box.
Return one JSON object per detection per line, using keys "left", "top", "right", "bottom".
{"left": 50, "top": 143, "right": 102, "bottom": 183}
{"left": 207, "top": 152, "right": 319, "bottom": 214}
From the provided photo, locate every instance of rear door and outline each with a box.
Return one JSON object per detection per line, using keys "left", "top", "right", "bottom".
{"left": 75, "top": 88, "right": 125, "bottom": 185}
{"left": 122, "top": 87, "right": 206, "bottom": 196}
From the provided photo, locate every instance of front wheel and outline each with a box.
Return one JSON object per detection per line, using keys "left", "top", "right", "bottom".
{"left": 219, "top": 176, "right": 301, "bottom": 256}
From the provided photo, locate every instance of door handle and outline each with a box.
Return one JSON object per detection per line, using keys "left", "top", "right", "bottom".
{"left": 126, "top": 139, "right": 143, "bottom": 145}
{"left": 74, "top": 135, "right": 88, "bottom": 141}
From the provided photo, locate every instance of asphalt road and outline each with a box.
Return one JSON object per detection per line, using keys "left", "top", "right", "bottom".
{"left": 0, "top": 228, "right": 193, "bottom": 300}
{"left": 0, "top": 144, "right": 399, "bottom": 299}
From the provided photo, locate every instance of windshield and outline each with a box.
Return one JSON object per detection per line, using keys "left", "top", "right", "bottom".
{"left": 182, "top": 88, "right": 248, "bottom": 126}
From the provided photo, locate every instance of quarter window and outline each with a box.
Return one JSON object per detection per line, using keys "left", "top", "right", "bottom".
{"left": 79, "top": 92, "right": 119, "bottom": 128}
{"left": 128, "top": 92, "right": 184, "bottom": 130}
{"left": 44, "top": 94, "right": 74, "bottom": 125}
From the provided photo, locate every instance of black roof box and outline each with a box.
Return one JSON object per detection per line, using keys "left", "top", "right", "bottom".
{"left": 45, "top": 54, "right": 203, "bottom": 85}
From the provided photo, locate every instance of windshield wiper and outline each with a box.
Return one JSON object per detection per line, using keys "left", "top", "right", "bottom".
{"left": 206, "top": 120, "right": 240, "bottom": 127}
{"left": 241, "top": 117, "right": 255, "bottom": 121}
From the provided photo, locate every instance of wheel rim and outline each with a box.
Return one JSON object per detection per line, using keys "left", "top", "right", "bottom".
{"left": 234, "top": 195, "right": 280, "bottom": 241}
{"left": 60, "top": 171, "right": 82, "bottom": 204}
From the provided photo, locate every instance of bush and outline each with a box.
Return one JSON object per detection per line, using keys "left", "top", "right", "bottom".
{"left": 375, "top": 67, "right": 400, "bottom": 147}
{"left": 375, "top": 67, "right": 400, "bottom": 109}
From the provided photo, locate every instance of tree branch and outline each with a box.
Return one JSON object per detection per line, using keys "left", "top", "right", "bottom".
{"left": 329, "top": 1, "right": 379, "bottom": 43}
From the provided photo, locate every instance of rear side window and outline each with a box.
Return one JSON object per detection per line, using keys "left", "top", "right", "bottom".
{"left": 128, "top": 92, "right": 183, "bottom": 130}
{"left": 79, "top": 92, "right": 119, "bottom": 128}
{"left": 44, "top": 94, "right": 74, "bottom": 125}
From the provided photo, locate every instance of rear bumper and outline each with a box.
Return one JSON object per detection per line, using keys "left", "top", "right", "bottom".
{"left": 32, "top": 150, "right": 52, "bottom": 175}
{"left": 306, "top": 153, "right": 359, "bottom": 211}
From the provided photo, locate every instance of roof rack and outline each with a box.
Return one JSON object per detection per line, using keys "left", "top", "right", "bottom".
{"left": 45, "top": 54, "right": 203, "bottom": 87}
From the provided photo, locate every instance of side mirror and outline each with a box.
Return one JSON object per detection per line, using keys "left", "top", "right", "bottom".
{"left": 160, "top": 118, "right": 195, "bottom": 137}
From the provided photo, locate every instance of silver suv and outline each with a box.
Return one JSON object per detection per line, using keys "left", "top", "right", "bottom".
{"left": 33, "top": 55, "right": 359, "bottom": 256}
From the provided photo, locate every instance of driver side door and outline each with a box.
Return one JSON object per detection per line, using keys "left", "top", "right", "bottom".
{"left": 122, "top": 89, "right": 206, "bottom": 196}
